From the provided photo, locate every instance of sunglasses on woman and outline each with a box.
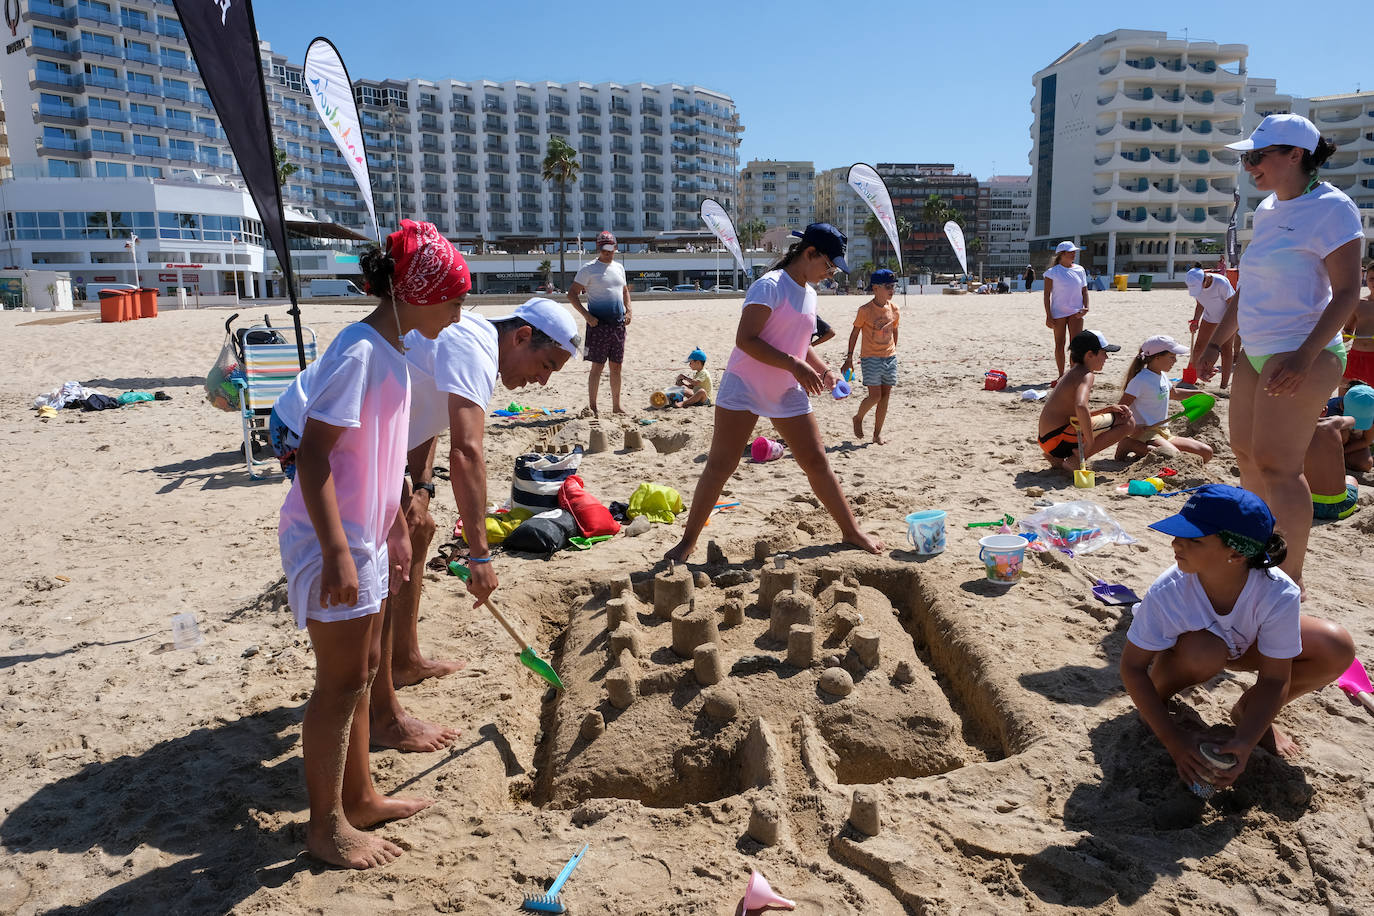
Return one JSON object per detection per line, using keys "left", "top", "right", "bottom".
{"left": 1240, "top": 145, "right": 1292, "bottom": 168}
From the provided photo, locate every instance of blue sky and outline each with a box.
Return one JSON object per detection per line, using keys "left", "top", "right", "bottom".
{"left": 254, "top": 1, "right": 1368, "bottom": 180}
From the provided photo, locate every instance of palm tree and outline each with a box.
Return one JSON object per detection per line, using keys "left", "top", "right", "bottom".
{"left": 739, "top": 217, "right": 767, "bottom": 250}
{"left": 537, "top": 258, "right": 552, "bottom": 288}
{"left": 273, "top": 146, "right": 299, "bottom": 186}
{"left": 542, "top": 137, "right": 580, "bottom": 288}
{"left": 863, "top": 214, "right": 886, "bottom": 266}
{"left": 921, "top": 193, "right": 946, "bottom": 230}
{"left": 894, "top": 216, "right": 913, "bottom": 270}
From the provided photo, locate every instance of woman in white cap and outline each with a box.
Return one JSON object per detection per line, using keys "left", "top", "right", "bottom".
{"left": 1042, "top": 240, "right": 1089, "bottom": 380}
{"left": 1195, "top": 114, "right": 1365, "bottom": 588}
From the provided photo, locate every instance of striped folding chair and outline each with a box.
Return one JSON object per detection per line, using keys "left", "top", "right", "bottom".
{"left": 231, "top": 327, "right": 316, "bottom": 479}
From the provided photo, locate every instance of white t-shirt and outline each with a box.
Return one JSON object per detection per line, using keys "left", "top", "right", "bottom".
{"left": 1126, "top": 564, "right": 1302, "bottom": 661}
{"left": 1044, "top": 263, "right": 1089, "bottom": 319}
{"left": 404, "top": 313, "right": 499, "bottom": 449}
{"left": 1238, "top": 182, "right": 1364, "bottom": 355}
{"left": 278, "top": 323, "right": 411, "bottom": 627}
{"left": 1194, "top": 273, "right": 1236, "bottom": 324}
{"left": 1124, "top": 367, "right": 1171, "bottom": 427}
{"left": 573, "top": 258, "right": 627, "bottom": 323}
{"left": 715, "top": 269, "right": 816, "bottom": 418}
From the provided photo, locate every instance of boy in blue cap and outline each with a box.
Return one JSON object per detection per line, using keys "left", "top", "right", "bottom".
{"left": 1119, "top": 485, "right": 1354, "bottom": 794}
{"left": 673, "top": 347, "right": 712, "bottom": 408}
{"left": 842, "top": 268, "right": 901, "bottom": 444}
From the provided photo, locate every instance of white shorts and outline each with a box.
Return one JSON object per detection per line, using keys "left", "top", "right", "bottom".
{"left": 714, "top": 369, "right": 812, "bottom": 419}
{"left": 285, "top": 545, "right": 388, "bottom": 629}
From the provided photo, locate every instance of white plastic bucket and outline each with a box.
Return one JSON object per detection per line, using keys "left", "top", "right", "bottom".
{"left": 905, "top": 510, "right": 947, "bottom": 555}
{"left": 978, "top": 534, "right": 1028, "bottom": 584}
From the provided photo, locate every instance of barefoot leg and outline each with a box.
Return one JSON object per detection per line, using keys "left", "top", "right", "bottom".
{"left": 772, "top": 412, "right": 884, "bottom": 554}
{"left": 389, "top": 503, "right": 466, "bottom": 687}
{"left": 664, "top": 406, "right": 757, "bottom": 562}
{"left": 304, "top": 613, "right": 407, "bottom": 869}
{"left": 370, "top": 599, "right": 461, "bottom": 753}
{"left": 343, "top": 612, "right": 432, "bottom": 827}
{"left": 872, "top": 385, "right": 892, "bottom": 444}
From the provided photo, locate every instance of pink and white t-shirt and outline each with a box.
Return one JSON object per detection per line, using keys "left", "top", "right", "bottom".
{"left": 278, "top": 322, "right": 411, "bottom": 627}
{"left": 715, "top": 269, "right": 817, "bottom": 418}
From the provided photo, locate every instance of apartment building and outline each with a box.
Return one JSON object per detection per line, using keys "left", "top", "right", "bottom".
{"left": 876, "top": 163, "right": 978, "bottom": 276}
{"left": 1027, "top": 29, "right": 1248, "bottom": 278}
{"left": 813, "top": 166, "right": 871, "bottom": 270}
{"left": 739, "top": 159, "right": 815, "bottom": 232}
{"left": 978, "top": 175, "right": 1031, "bottom": 276}
{"left": 1238, "top": 82, "right": 1374, "bottom": 258}
{"left": 0, "top": 0, "right": 742, "bottom": 295}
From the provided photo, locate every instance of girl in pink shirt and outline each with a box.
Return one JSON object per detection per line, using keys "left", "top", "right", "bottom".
{"left": 666, "top": 224, "right": 884, "bottom": 562}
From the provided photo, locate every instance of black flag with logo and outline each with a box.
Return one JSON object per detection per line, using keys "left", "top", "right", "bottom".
{"left": 1225, "top": 187, "right": 1241, "bottom": 270}
{"left": 173, "top": 0, "right": 305, "bottom": 368}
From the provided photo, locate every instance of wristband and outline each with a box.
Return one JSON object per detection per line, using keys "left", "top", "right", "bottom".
{"left": 468, "top": 555, "right": 492, "bottom": 564}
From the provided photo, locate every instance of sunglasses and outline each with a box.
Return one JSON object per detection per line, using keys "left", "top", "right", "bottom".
{"left": 1240, "top": 145, "right": 1291, "bottom": 168}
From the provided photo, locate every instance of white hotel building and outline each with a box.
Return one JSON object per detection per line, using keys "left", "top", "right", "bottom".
{"left": 0, "top": 0, "right": 742, "bottom": 297}
{"left": 1027, "top": 30, "right": 1248, "bottom": 279}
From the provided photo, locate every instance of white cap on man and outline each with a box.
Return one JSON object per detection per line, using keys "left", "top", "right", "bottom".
{"left": 1226, "top": 113, "right": 1321, "bottom": 152}
{"left": 495, "top": 297, "right": 582, "bottom": 357}
{"left": 1185, "top": 267, "right": 1206, "bottom": 297}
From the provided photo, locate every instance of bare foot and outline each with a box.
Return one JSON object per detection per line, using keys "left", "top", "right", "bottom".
{"left": 392, "top": 656, "right": 467, "bottom": 688}
{"left": 612, "top": 407, "right": 626, "bottom": 415}
{"left": 852, "top": 414, "right": 863, "bottom": 439}
{"left": 370, "top": 712, "right": 461, "bottom": 753}
{"left": 346, "top": 793, "right": 432, "bottom": 830}
{"left": 873, "top": 432, "right": 885, "bottom": 445}
{"left": 664, "top": 540, "right": 694, "bottom": 564}
{"left": 307, "top": 819, "right": 403, "bottom": 870}
{"left": 843, "top": 530, "right": 885, "bottom": 554}
{"left": 1258, "top": 723, "right": 1300, "bottom": 759}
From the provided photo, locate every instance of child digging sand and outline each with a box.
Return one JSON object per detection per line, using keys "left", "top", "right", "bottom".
{"left": 842, "top": 268, "right": 900, "bottom": 444}
{"left": 1115, "top": 334, "right": 1214, "bottom": 463}
{"left": 277, "top": 220, "right": 469, "bottom": 868}
{"left": 1119, "top": 485, "right": 1354, "bottom": 793}
{"left": 672, "top": 348, "right": 712, "bottom": 407}
{"left": 665, "top": 223, "right": 883, "bottom": 562}
{"left": 1037, "top": 329, "right": 1136, "bottom": 470}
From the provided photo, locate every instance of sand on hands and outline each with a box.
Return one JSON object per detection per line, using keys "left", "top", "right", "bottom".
{"left": 0, "top": 290, "right": 1371, "bottom": 913}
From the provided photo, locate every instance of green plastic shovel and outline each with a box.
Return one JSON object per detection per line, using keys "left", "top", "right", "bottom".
{"left": 1167, "top": 393, "right": 1216, "bottom": 424}
{"left": 483, "top": 597, "right": 565, "bottom": 691}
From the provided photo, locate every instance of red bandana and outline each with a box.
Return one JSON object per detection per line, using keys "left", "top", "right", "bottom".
{"left": 388, "top": 219, "right": 471, "bottom": 306}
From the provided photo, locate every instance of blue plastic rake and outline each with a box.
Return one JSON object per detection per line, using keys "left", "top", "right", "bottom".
{"left": 522, "top": 843, "right": 588, "bottom": 913}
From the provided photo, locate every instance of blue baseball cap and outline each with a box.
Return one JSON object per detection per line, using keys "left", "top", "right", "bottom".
{"left": 1148, "top": 485, "right": 1274, "bottom": 545}
{"left": 870, "top": 268, "right": 896, "bottom": 288}
{"left": 1345, "top": 382, "right": 1374, "bottom": 431}
{"left": 791, "top": 222, "right": 849, "bottom": 274}
{"left": 686, "top": 348, "right": 707, "bottom": 364}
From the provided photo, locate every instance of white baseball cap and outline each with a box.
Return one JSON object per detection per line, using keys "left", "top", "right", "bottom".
{"left": 494, "top": 297, "right": 582, "bottom": 357}
{"left": 1226, "top": 113, "right": 1320, "bottom": 153}
{"left": 1140, "top": 334, "right": 1190, "bottom": 358}
{"left": 1185, "top": 267, "right": 1206, "bottom": 296}
{"left": 1055, "top": 241, "right": 1080, "bottom": 253}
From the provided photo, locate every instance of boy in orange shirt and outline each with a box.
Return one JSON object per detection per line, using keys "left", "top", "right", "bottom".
{"left": 842, "top": 269, "right": 900, "bottom": 444}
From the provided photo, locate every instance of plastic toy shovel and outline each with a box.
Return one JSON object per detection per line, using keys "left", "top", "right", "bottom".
{"left": 483, "top": 597, "right": 565, "bottom": 691}
{"left": 1337, "top": 657, "right": 1374, "bottom": 716}
{"left": 1166, "top": 393, "right": 1216, "bottom": 424}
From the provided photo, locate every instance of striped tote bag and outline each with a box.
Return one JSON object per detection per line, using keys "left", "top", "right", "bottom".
{"left": 510, "top": 447, "right": 584, "bottom": 515}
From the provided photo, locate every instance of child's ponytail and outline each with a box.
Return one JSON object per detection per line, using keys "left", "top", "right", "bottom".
{"left": 1120, "top": 351, "right": 1147, "bottom": 392}
{"left": 1250, "top": 532, "right": 1288, "bottom": 570}
{"left": 770, "top": 241, "right": 806, "bottom": 273}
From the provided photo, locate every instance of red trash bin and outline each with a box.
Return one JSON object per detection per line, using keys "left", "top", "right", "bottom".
{"left": 137, "top": 288, "right": 158, "bottom": 318}
{"left": 98, "top": 289, "right": 126, "bottom": 323}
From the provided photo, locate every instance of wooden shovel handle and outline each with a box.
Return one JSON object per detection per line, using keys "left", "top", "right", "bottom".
{"left": 482, "top": 597, "right": 530, "bottom": 653}
{"left": 1358, "top": 691, "right": 1374, "bottom": 716}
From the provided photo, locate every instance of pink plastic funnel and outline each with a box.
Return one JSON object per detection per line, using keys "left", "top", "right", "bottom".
{"left": 741, "top": 870, "right": 795, "bottom": 912}
{"left": 1337, "top": 657, "right": 1374, "bottom": 716}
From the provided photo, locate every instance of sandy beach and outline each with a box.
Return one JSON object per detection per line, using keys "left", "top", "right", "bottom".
{"left": 2, "top": 288, "right": 1372, "bottom": 915}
